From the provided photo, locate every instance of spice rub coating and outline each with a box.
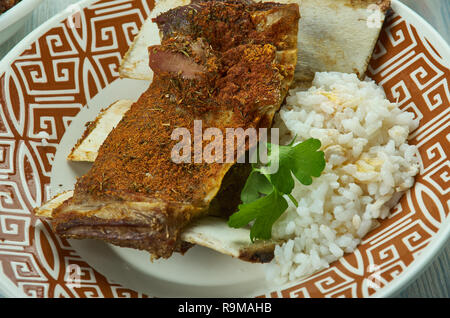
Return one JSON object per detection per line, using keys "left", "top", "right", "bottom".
{"left": 51, "top": 0, "right": 299, "bottom": 259}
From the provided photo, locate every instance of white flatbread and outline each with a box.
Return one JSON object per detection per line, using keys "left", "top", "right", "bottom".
{"left": 67, "top": 99, "right": 134, "bottom": 162}
{"left": 119, "top": 0, "right": 390, "bottom": 82}
{"left": 271, "top": 0, "right": 390, "bottom": 81}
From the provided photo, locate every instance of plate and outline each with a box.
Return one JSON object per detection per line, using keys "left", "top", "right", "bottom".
{"left": 0, "top": 0, "right": 448, "bottom": 298}
{"left": 0, "top": 0, "right": 44, "bottom": 46}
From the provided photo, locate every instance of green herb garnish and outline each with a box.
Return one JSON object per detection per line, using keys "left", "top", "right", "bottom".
{"left": 227, "top": 138, "right": 326, "bottom": 242}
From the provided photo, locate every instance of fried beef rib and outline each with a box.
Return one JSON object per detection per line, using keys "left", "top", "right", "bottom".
{"left": 120, "top": 0, "right": 390, "bottom": 84}
{"left": 40, "top": 0, "right": 299, "bottom": 259}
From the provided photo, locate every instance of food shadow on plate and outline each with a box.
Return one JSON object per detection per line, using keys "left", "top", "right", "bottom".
{"left": 68, "top": 235, "right": 270, "bottom": 298}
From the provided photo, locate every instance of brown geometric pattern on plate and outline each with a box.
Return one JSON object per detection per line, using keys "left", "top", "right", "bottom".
{"left": 260, "top": 10, "right": 449, "bottom": 298}
{"left": 0, "top": 0, "right": 154, "bottom": 298}
{"left": 0, "top": 2, "right": 448, "bottom": 298}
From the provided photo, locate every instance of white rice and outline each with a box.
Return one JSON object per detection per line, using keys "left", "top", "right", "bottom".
{"left": 266, "top": 72, "right": 420, "bottom": 285}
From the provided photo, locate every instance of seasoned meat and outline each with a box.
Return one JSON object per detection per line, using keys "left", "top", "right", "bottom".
{"left": 48, "top": 0, "right": 299, "bottom": 259}
{"left": 35, "top": 192, "right": 279, "bottom": 263}
{"left": 120, "top": 0, "right": 390, "bottom": 85}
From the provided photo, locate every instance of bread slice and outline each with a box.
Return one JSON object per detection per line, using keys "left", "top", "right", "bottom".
{"left": 68, "top": 100, "right": 134, "bottom": 162}
{"left": 120, "top": 0, "right": 391, "bottom": 83}
{"left": 270, "top": 0, "right": 391, "bottom": 82}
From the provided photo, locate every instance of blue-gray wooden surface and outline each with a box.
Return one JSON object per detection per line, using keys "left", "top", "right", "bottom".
{"left": 0, "top": 0, "right": 448, "bottom": 298}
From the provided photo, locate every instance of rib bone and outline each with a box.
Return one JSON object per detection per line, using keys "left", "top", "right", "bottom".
{"left": 35, "top": 191, "right": 278, "bottom": 263}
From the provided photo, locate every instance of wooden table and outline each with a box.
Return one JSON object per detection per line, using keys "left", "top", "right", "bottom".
{"left": 0, "top": 0, "right": 448, "bottom": 298}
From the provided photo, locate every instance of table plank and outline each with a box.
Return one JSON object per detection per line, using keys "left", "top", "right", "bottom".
{"left": 0, "top": 0, "right": 448, "bottom": 298}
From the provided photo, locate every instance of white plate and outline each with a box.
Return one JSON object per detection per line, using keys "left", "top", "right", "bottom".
{"left": 0, "top": 0, "right": 448, "bottom": 298}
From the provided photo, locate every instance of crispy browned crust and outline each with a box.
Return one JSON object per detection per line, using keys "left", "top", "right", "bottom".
{"left": 68, "top": 101, "right": 118, "bottom": 160}
{"left": 56, "top": 223, "right": 194, "bottom": 256}
{"left": 53, "top": 198, "right": 205, "bottom": 257}
{"left": 67, "top": 100, "right": 134, "bottom": 162}
{"left": 51, "top": 0, "right": 299, "bottom": 259}
{"left": 238, "top": 241, "right": 277, "bottom": 263}
{"left": 377, "top": 0, "right": 392, "bottom": 13}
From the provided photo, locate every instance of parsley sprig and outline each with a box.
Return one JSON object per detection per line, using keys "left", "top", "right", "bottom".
{"left": 227, "top": 138, "right": 326, "bottom": 242}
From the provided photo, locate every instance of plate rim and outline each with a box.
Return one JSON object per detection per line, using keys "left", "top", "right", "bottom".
{"left": 0, "top": 0, "right": 96, "bottom": 71}
{"left": 0, "top": 0, "right": 45, "bottom": 31}
{"left": 368, "top": 0, "right": 450, "bottom": 297}
{"left": 0, "top": 0, "right": 448, "bottom": 298}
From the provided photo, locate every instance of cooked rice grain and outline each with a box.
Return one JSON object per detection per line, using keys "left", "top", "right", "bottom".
{"left": 266, "top": 72, "right": 420, "bottom": 284}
